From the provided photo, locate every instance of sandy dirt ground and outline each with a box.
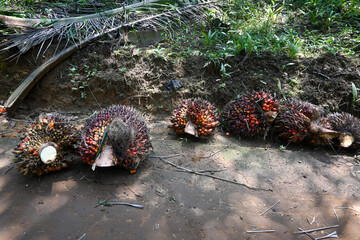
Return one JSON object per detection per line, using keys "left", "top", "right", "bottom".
{"left": 0, "top": 115, "right": 360, "bottom": 240}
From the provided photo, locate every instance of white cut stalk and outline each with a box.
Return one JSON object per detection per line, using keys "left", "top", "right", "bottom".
{"left": 92, "top": 145, "right": 117, "bottom": 171}
{"left": 40, "top": 145, "right": 57, "bottom": 164}
{"left": 185, "top": 121, "right": 198, "bottom": 137}
{"left": 339, "top": 133, "right": 354, "bottom": 148}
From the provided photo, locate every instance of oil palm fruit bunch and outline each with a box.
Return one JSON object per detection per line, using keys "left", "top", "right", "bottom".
{"left": 272, "top": 107, "right": 311, "bottom": 143}
{"left": 221, "top": 91, "right": 277, "bottom": 137}
{"left": 272, "top": 99, "right": 324, "bottom": 143}
{"left": 14, "top": 114, "right": 79, "bottom": 176}
{"left": 79, "top": 105, "right": 151, "bottom": 173}
{"left": 318, "top": 112, "right": 360, "bottom": 148}
{"left": 170, "top": 98, "right": 219, "bottom": 137}
{"left": 279, "top": 99, "right": 324, "bottom": 121}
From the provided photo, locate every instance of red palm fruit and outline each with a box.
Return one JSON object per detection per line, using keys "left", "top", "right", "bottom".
{"left": 14, "top": 114, "right": 79, "bottom": 176}
{"left": 170, "top": 98, "right": 219, "bottom": 137}
{"left": 79, "top": 105, "right": 152, "bottom": 172}
{"left": 272, "top": 107, "right": 311, "bottom": 143}
{"left": 278, "top": 99, "right": 324, "bottom": 121}
{"left": 221, "top": 91, "right": 277, "bottom": 137}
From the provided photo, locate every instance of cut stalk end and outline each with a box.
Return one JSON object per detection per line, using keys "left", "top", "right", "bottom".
{"left": 39, "top": 142, "right": 58, "bottom": 164}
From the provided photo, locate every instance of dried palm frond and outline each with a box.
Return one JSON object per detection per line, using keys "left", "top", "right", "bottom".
{"left": 1, "top": 0, "right": 220, "bottom": 58}
{"left": 2, "top": 0, "right": 221, "bottom": 114}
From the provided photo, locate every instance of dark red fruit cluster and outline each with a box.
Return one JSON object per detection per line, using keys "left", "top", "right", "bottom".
{"left": 273, "top": 108, "right": 310, "bottom": 143}
{"left": 281, "top": 99, "right": 322, "bottom": 121}
{"left": 320, "top": 112, "right": 360, "bottom": 143}
{"left": 170, "top": 98, "right": 219, "bottom": 137}
{"left": 221, "top": 92, "right": 277, "bottom": 137}
{"left": 272, "top": 99, "right": 322, "bottom": 143}
{"left": 79, "top": 105, "right": 151, "bottom": 172}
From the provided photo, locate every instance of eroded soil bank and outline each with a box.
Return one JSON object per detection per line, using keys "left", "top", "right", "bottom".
{"left": 0, "top": 37, "right": 360, "bottom": 240}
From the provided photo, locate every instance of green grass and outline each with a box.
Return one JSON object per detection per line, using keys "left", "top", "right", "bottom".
{"left": 167, "top": 0, "right": 360, "bottom": 78}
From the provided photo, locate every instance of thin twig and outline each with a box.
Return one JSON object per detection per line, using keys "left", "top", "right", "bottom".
{"left": 189, "top": 168, "right": 227, "bottom": 173}
{"left": 299, "top": 228, "right": 315, "bottom": 240}
{"left": 315, "top": 231, "right": 338, "bottom": 240}
{"left": 333, "top": 208, "right": 339, "bottom": 223}
{"left": 246, "top": 230, "right": 275, "bottom": 233}
{"left": 2, "top": 166, "right": 13, "bottom": 176}
{"left": 149, "top": 154, "right": 181, "bottom": 159}
{"left": 78, "top": 233, "right": 86, "bottom": 240}
{"left": 168, "top": 208, "right": 182, "bottom": 214}
{"left": 87, "top": 84, "right": 102, "bottom": 110}
{"left": 158, "top": 157, "right": 269, "bottom": 191}
{"left": 259, "top": 200, "right": 280, "bottom": 216}
{"left": 310, "top": 214, "right": 318, "bottom": 225}
{"left": 200, "top": 144, "right": 231, "bottom": 158}
{"left": 294, "top": 225, "right": 339, "bottom": 234}
{"left": 334, "top": 206, "right": 359, "bottom": 212}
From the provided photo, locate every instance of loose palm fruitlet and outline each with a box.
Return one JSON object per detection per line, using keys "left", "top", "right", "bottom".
{"left": 221, "top": 92, "right": 277, "bottom": 137}
{"left": 319, "top": 112, "right": 360, "bottom": 148}
{"left": 170, "top": 98, "right": 220, "bottom": 137}
{"left": 79, "top": 105, "right": 151, "bottom": 172}
{"left": 14, "top": 114, "right": 79, "bottom": 176}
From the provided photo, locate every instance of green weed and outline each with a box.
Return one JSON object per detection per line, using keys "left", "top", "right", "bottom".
{"left": 352, "top": 82, "right": 360, "bottom": 105}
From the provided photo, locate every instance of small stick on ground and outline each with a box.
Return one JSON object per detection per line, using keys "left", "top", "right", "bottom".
{"left": 315, "top": 231, "right": 338, "bottom": 240}
{"left": 157, "top": 157, "right": 270, "bottom": 191}
{"left": 150, "top": 154, "right": 181, "bottom": 159}
{"left": 177, "top": 168, "right": 227, "bottom": 173}
{"left": 168, "top": 208, "right": 182, "bottom": 214}
{"left": 299, "top": 228, "right": 315, "bottom": 240}
{"left": 334, "top": 206, "right": 359, "bottom": 212}
{"left": 310, "top": 214, "right": 318, "bottom": 225}
{"left": 333, "top": 207, "right": 339, "bottom": 223}
{"left": 246, "top": 230, "right": 275, "bottom": 233}
{"left": 259, "top": 200, "right": 280, "bottom": 216}
{"left": 78, "top": 233, "right": 86, "bottom": 240}
{"left": 294, "top": 225, "right": 339, "bottom": 234}
{"left": 2, "top": 166, "right": 13, "bottom": 176}
{"left": 200, "top": 144, "right": 231, "bottom": 159}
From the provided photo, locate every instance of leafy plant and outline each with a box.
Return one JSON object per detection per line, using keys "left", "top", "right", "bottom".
{"left": 352, "top": 82, "right": 360, "bottom": 105}
{"left": 285, "top": 32, "right": 303, "bottom": 59}
{"left": 153, "top": 45, "right": 167, "bottom": 61}
{"left": 279, "top": 145, "right": 286, "bottom": 151}
{"left": 201, "top": 29, "right": 219, "bottom": 47}
{"left": 118, "top": 67, "right": 127, "bottom": 73}
{"left": 69, "top": 65, "right": 97, "bottom": 99}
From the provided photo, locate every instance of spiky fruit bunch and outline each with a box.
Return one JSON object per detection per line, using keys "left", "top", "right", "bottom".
{"left": 14, "top": 114, "right": 79, "bottom": 176}
{"left": 279, "top": 99, "right": 323, "bottom": 121}
{"left": 320, "top": 112, "right": 360, "bottom": 147}
{"left": 170, "top": 98, "right": 219, "bottom": 137}
{"left": 79, "top": 105, "right": 151, "bottom": 171}
{"left": 272, "top": 107, "right": 311, "bottom": 143}
{"left": 221, "top": 92, "right": 277, "bottom": 137}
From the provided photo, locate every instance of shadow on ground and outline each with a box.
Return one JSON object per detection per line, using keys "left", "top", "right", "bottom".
{"left": 0, "top": 116, "right": 359, "bottom": 240}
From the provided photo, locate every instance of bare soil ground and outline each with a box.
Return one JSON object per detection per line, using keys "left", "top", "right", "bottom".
{"left": 1, "top": 115, "right": 360, "bottom": 240}
{"left": 0, "top": 41, "right": 360, "bottom": 240}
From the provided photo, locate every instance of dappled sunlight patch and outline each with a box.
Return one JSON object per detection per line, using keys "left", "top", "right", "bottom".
{"left": 223, "top": 214, "right": 243, "bottom": 231}
{"left": 0, "top": 225, "right": 25, "bottom": 240}
{"left": 33, "top": 193, "right": 70, "bottom": 215}
{"left": 114, "top": 182, "right": 147, "bottom": 201}
{"left": 0, "top": 192, "right": 13, "bottom": 215}
{"left": 51, "top": 180, "right": 77, "bottom": 193}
